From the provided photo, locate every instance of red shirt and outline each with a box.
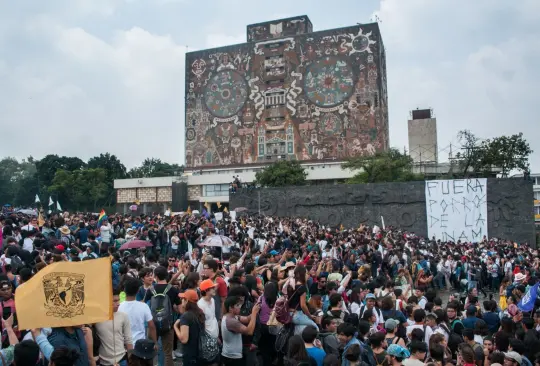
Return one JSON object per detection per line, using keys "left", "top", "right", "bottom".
{"left": 215, "top": 276, "right": 228, "bottom": 297}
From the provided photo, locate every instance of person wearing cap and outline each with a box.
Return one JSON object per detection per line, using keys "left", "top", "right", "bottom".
{"left": 175, "top": 289, "right": 204, "bottom": 365}
{"left": 503, "top": 351, "right": 522, "bottom": 366}
{"left": 357, "top": 293, "right": 384, "bottom": 326}
{"left": 197, "top": 279, "right": 219, "bottom": 339}
{"left": 384, "top": 319, "right": 406, "bottom": 347}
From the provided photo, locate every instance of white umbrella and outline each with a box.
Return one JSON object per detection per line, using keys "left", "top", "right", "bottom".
{"left": 201, "top": 235, "right": 234, "bottom": 247}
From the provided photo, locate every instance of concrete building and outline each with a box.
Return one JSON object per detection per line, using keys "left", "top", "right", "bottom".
{"left": 408, "top": 108, "right": 438, "bottom": 164}
{"left": 184, "top": 15, "right": 389, "bottom": 168}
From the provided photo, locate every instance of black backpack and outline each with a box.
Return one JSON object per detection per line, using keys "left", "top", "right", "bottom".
{"left": 150, "top": 285, "right": 174, "bottom": 334}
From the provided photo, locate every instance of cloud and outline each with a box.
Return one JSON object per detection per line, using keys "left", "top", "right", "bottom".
{"left": 374, "top": 0, "right": 540, "bottom": 169}
{"left": 0, "top": 0, "right": 538, "bottom": 173}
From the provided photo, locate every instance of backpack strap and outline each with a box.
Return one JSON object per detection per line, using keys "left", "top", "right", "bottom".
{"left": 163, "top": 284, "right": 172, "bottom": 295}
{"left": 150, "top": 286, "right": 158, "bottom": 296}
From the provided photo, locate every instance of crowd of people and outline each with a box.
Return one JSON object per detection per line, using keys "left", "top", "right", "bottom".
{"left": 1, "top": 209, "right": 540, "bottom": 366}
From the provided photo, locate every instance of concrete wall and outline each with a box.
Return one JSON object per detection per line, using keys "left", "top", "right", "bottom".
{"left": 230, "top": 178, "right": 535, "bottom": 245}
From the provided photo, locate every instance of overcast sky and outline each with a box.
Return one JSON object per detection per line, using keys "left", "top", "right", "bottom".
{"left": 1, "top": 0, "right": 538, "bottom": 171}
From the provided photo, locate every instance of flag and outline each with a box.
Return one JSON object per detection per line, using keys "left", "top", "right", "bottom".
{"left": 518, "top": 282, "right": 539, "bottom": 312}
{"left": 97, "top": 209, "right": 107, "bottom": 227}
{"left": 48, "top": 196, "right": 54, "bottom": 206}
{"left": 38, "top": 211, "right": 45, "bottom": 227}
{"left": 35, "top": 194, "right": 40, "bottom": 204}
{"left": 223, "top": 207, "right": 229, "bottom": 213}
{"left": 340, "top": 224, "right": 345, "bottom": 231}
{"left": 187, "top": 206, "right": 192, "bottom": 214}
{"left": 56, "top": 201, "right": 62, "bottom": 211}
{"left": 15, "top": 258, "right": 113, "bottom": 330}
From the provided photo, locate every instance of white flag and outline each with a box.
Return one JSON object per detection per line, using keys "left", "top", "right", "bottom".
{"left": 35, "top": 194, "right": 40, "bottom": 203}
{"left": 56, "top": 201, "right": 62, "bottom": 211}
{"left": 48, "top": 197, "right": 54, "bottom": 206}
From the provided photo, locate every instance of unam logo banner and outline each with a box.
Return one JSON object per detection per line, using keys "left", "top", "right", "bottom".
{"left": 43, "top": 272, "right": 85, "bottom": 318}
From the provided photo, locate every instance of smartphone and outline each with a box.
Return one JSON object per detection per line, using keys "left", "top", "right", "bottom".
{"left": 2, "top": 307, "right": 11, "bottom": 320}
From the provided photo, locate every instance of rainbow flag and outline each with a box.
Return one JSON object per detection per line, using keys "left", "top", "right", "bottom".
{"left": 97, "top": 209, "right": 107, "bottom": 227}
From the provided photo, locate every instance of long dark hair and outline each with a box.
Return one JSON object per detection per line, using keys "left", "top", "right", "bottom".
{"left": 185, "top": 301, "right": 205, "bottom": 324}
{"left": 287, "top": 335, "right": 310, "bottom": 362}
{"left": 263, "top": 281, "right": 278, "bottom": 308}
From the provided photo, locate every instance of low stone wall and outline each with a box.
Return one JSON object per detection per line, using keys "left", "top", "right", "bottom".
{"left": 230, "top": 178, "right": 535, "bottom": 245}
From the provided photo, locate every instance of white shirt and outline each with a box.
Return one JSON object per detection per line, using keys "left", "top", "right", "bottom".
{"left": 22, "top": 237, "right": 34, "bottom": 252}
{"left": 406, "top": 323, "right": 433, "bottom": 344}
{"left": 100, "top": 224, "right": 112, "bottom": 243}
{"left": 197, "top": 297, "right": 219, "bottom": 338}
{"left": 117, "top": 300, "right": 153, "bottom": 342}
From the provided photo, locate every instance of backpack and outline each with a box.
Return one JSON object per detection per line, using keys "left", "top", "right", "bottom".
{"left": 274, "top": 287, "right": 301, "bottom": 325}
{"left": 150, "top": 285, "right": 173, "bottom": 334}
{"left": 198, "top": 322, "right": 220, "bottom": 362}
{"left": 9, "top": 256, "right": 24, "bottom": 273}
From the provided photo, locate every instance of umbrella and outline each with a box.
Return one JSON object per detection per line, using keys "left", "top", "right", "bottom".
{"left": 234, "top": 207, "right": 248, "bottom": 212}
{"left": 129, "top": 205, "right": 138, "bottom": 211}
{"left": 201, "top": 235, "right": 235, "bottom": 247}
{"left": 119, "top": 240, "right": 153, "bottom": 251}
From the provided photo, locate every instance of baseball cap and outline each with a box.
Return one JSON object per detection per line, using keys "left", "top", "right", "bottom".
{"left": 504, "top": 351, "right": 522, "bottom": 364}
{"left": 179, "top": 289, "right": 199, "bottom": 303}
{"left": 384, "top": 319, "right": 399, "bottom": 331}
{"left": 55, "top": 244, "right": 65, "bottom": 252}
{"left": 269, "top": 250, "right": 279, "bottom": 256}
{"left": 365, "top": 293, "right": 376, "bottom": 300}
{"left": 199, "top": 279, "right": 217, "bottom": 292}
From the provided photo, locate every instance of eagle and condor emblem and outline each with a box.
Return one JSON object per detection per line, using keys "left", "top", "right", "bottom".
{"left": 43, "top": 272, "right": 85, "bottom": 318}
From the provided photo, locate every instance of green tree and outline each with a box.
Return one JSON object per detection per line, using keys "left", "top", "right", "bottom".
{"left": 453, "top": 130, "right": 533, "bottom": 177}
{"left": 342, "top": 148, "right": 424, "bottom": 184}
{"left": 254, "top": 160, "right": 307, "bottom": 187}
{"left": 128, "top": 158, "right": 184, "bottom": 178}
{"left": 480, "top": 133, "right": 533, "bottom": 177}
{"left": 0, "top": 157, "right": 21, "bottom": 204}
{"left": 36, "top": 154, "right": 86, "bottom": 189}
{"left": 0, "top": 157, "right": 39, "bottom": 206}
{"left": 48, "top": 168, "right": 109, "bottom": 211}
{"left": 88, "top": 153, "right": 127, "bottom": 206}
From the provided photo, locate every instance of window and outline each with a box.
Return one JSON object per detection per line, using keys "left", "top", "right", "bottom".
{"left": 203, "top": 184, "right": 230, "bottom": 197}
{"left": 535, "top": 206, "right": 540, "bottom": 215}
{"left": 534, "top": 191, "right": 540, "bottom": 200}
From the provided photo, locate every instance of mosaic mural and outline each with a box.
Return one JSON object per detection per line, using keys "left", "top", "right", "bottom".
{"left": 185, "top": 18, "right": 388, "bottom": 168}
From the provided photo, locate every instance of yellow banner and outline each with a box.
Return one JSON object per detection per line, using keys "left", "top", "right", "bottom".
{"left": 15, "top": 258, "right": 113, "bottom": 330}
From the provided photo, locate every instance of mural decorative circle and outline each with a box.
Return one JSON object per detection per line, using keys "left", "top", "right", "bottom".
{"left": 186, "top": 128, "right": 196, "bottom": 141}
{"left": 319, "top": 114, "right": 342, "bottom": 136}
{"left": 352, "top": 35, "right": 370, "bottom": 52}
{"left": 304, "top": 57, "right": 355, "bottom": 108}
{"left": 204, "top": 70, "right": 248, "bottom": 118}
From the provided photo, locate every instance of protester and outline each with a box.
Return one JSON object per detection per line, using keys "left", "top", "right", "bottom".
{"left": 2, "top": 208, "right": 540, "bottom": 366}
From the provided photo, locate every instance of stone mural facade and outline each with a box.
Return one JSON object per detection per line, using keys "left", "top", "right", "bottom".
{"left": 185, "top": 16, "right": 388, "bottom": 168}
{"left": 230, "top": 179, "right": 535, "bottom": 246}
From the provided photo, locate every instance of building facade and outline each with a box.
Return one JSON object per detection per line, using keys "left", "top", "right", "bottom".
{"left": 408, "top": 109, "right": 438, "bottom": 164}
{"left": 185, "top": 15, "right": 388, "bottom": 169}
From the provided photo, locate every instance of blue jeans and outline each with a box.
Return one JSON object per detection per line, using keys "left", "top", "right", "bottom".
{"left": 292, "top": 310, "right": 317, "bottom": 328}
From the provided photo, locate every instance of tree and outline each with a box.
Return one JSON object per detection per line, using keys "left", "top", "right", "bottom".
{"left": 342, "top": 148, "right": 424, "bottom": 184}
{"left": 48, "top": 168, "right": 109, "bottom": 211}
{"left": 36, "top": 154, "right": 86, "bottom": 189}
{"left": 254, "top": 160, "right": 307, "bottom": 187}
{"left": 128, "top": 158, "right": 184, "bottom": 178}
{"left": 88, "top": 153, "right": 127, "bottom": 181}
{"left": 481, "top": 133, "right": 533, "bottom": 177}
{"left": 453, "top": 130, "right": 533, "bottom": 177}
